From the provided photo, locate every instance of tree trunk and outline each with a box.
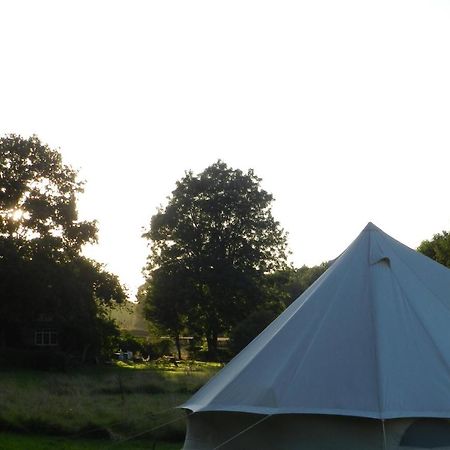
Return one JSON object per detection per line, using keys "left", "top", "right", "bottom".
{"left": 206, "top": 330, "right": 218, "bottom": 361}
{"left": 175, "top": 334, "right": 182, "bottom": 360}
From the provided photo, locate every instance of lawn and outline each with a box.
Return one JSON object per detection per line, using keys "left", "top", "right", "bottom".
{"left": 0, "top": 432, "right": 181, "bottom": 450}
{"left": 0, "top": 360, "right": 220, "bottom": 449}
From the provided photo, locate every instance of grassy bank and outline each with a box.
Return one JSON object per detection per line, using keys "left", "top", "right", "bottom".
{"left": 0, "top": 360, "right": 219, "bottom": 447}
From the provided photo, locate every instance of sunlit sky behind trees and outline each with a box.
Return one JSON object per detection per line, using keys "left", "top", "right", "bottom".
{"left": 1, "top": 0, "right": 450, "bottom": 296}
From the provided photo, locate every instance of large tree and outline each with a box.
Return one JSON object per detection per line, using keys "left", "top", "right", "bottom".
{"left": 0, "top": 134, "right": 125, "bottom": 357}
{"left": 143, "top": 161, "right": 288, "bottom": 359}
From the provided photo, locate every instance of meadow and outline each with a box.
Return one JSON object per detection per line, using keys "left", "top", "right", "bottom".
{"left": 0, "top": 360, "right": 220, "bottom": 450}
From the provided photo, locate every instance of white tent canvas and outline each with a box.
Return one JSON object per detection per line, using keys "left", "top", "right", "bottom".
{"left": 181, "top": 223, "right": 450, "bottom": 450}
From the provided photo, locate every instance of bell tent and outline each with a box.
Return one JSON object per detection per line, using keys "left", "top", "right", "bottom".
{"left": 181, "top": 223, "right": 450, "bottom": 450}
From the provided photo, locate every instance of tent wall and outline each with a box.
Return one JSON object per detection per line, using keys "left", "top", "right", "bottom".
{"left": 182, "top": 412, "right": 450, "bottom": 450}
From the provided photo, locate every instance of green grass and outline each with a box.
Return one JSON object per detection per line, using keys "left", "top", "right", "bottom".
{"left": 0, "top": 432, "right": 181, "bottom": 449}
{"left": 0, "top": 360, "right": 219, "bottom": 447}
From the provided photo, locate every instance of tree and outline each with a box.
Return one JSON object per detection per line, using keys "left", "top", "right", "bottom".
{"left": 0, "top": 134, "right": 126, "bottom": 358}
{"left": 417, "top": 231, "right": 450, "bottom": 267}
{"left": 143, "top": 161, "right": 288, "bottom": 359}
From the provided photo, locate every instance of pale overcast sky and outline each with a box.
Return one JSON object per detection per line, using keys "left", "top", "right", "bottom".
{"left": 1, "top": 1, "right": 450, "bottom": 297}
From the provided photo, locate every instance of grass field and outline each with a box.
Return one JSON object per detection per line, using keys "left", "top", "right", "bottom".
{"left": 0, "top": 432, "right": 181, "bottom": 450}
{"left": 0, "top": 360, "right": 220, "bottom": 449}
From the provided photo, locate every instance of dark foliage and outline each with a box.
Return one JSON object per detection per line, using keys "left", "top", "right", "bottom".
{"left": 229, "top": 308, "right": 280, "bottom": 355}
{"left": 417, "top": 231, "right": 450, "bottom": 268}
{"left": 274, "top": 263, "right": 329, "bottom": 307}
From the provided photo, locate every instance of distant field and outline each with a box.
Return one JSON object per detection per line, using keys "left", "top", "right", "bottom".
{"left": 0, "top": 360, "right": 219, "bottom": 449}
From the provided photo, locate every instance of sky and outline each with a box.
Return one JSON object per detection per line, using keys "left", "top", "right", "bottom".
{"left": 1, "top": 0, "right": 450, "bottom": 297}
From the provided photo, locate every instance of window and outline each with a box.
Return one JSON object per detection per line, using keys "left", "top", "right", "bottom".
{"left": 34, "top": 329, "right": 58, "bottom": 346}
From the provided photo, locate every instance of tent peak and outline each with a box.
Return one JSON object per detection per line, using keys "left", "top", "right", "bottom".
{"left": 363, "top": 222, "right": 380, "bottom": 232}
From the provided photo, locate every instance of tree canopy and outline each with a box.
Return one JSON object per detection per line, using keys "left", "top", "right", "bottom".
{"left": 0, "top": 134, "right": 125, "bottom": 359}
{"left": 143, "top": 161, "right": 288, "bottom": 359}
{"left": 0, "top": 134, "right": 97, "bottom": 257}
{"left": 417, "top": 231, "right": 450, "bottom": 268}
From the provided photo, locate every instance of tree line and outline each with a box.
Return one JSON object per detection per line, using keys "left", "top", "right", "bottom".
{"left": 2, "top": 134, "right": 450, "bottom": 364}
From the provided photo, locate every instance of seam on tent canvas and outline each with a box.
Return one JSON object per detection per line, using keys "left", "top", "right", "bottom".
{"left": 276, "top": 241, "right": 360, "bottom": 404}
{"left": 369, "top": 229, "right": 384, "bottom": 420}
{"left": 211, "top": 414, "right": 272, "bottom": 450}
